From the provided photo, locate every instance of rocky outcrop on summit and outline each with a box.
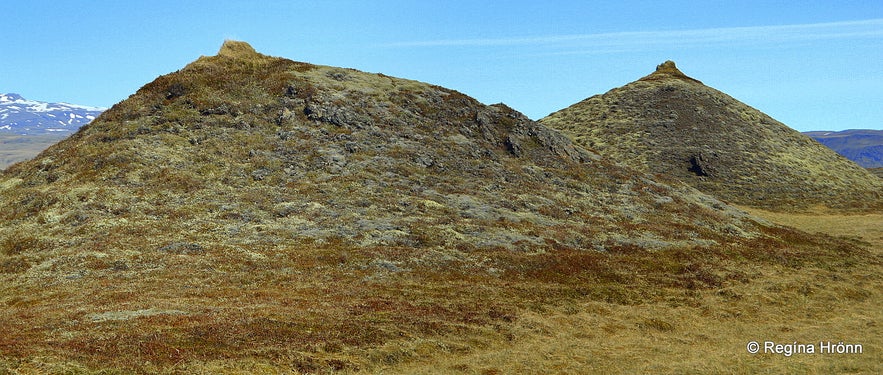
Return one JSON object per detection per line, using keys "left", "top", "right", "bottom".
{"left": 639, "top": 61, "right": 702, "bottom": 84}
{"left": 541, "top": 61, "right": 883, "bottom": 211}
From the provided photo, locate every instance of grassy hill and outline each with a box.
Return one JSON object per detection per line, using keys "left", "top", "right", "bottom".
{"left": 541, "top": 61, "right": 883, "bottom": 212}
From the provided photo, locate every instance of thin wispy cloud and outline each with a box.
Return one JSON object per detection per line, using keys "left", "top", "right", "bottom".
{"left": 380, "top": 18, "right": 883, "bottom": 50}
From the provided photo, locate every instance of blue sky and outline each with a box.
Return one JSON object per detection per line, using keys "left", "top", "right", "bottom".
{"left": 4, "top": 1, "right": 881, "bottom": 131}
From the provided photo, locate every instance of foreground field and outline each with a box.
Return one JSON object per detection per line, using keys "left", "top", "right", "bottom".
{"left": 376, "top": 211, "right": 882, "bottom": 374}
{"left": 1, "top": 212, "right": 878, "bottom": 374}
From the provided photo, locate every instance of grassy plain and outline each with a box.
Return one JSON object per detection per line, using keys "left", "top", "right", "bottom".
{"left": 743, "top": 208, "right": 883, "bottom": 251}
{"left": 0, "top": 133, "right": 70, "bottom": 170}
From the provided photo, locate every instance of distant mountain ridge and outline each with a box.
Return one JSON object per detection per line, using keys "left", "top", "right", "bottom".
{"left": 804, "top": 129, "right": 883, "bottom": 168}
{"left": 0, "top": 93, "right": 105, "bottom": 135}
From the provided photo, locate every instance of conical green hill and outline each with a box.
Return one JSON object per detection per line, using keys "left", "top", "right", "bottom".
{"left": 541, "top": 61, "right": 883, "bottom": 211}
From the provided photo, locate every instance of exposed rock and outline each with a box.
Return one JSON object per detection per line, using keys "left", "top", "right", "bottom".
{"left": 639, "top": 60, "right": 703, "bottom": 84}
{"left": 688, "top": 151, "right": 718, "bottom": 177}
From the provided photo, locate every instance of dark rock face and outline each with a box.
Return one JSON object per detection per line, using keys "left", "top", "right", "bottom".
{"left": 688, "top": 151, "right": 718, "bottom": 178}
{"left": 541, "top": 62, "right": 883, "bottom": 211}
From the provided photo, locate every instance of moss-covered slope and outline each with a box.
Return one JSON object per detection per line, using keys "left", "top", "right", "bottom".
{"left": 541, "top": 61, "right": 883, "bottom": 212}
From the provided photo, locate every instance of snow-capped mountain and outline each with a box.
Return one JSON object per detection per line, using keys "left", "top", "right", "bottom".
{"left": 0, "top": 93, "right": 105, "bottom": 135}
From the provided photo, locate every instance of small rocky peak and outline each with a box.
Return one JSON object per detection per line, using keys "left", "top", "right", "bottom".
{"left": 217, "top": 40, "right": 260, "bottom": 59}
{"left": 640, "top": 60, "right": 703, "bottom": 84}
{"left": 655, "top": 61, "right": 681, "bottom": 74}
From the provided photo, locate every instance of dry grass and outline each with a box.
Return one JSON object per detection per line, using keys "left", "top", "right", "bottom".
{"left": 742, "top": 207, "right": 883, "bottom": 252}
{"left": 1, "top": 217, "right": 877, "bottom": 374}
{"left": 377, "top": 211, "right": 882, "bottom": 374}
